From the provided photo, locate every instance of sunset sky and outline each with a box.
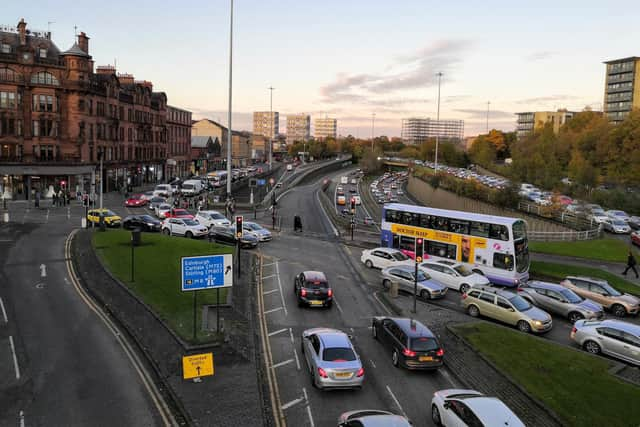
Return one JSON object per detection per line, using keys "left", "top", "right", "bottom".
{"left": 9, "top": 0, "right": 640, "bottom": 137}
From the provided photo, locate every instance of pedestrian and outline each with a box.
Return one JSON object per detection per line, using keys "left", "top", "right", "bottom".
{"left": 622, "top": 250, "right": 639, "bottom": 278}
{"left": 35, "top": 190, "right": 40, "bottom": 208}
{"left": 52, "top": 191, "right": 58, "bottom": 207}
{"left": 294, "top": 215, "right": 302, "bottom": 232}
{"left": 58, "top": 190, "right": 64, "bottom": 206}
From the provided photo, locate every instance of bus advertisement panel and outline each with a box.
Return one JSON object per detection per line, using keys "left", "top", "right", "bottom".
{"left": 380, "top": 203, "right": 529, "bottom": 287}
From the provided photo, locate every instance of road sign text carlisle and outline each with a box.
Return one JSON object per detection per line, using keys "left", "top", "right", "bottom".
{"left": 181, "top": 254, "right": 233, "bottom": 291}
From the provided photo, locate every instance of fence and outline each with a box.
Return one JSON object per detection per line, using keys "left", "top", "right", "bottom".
{"left": 516, "top": 201, "right": 601, "bottom": 231}
{"left": 528, "top": 227, "right": 602, "bottom": 242}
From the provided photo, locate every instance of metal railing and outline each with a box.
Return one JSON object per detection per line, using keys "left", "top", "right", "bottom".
{"left": 517, "top": 201, "right": 602, "bottom": 231}
{"left": 528, "top": 227, "right": 602, "bottom": 242}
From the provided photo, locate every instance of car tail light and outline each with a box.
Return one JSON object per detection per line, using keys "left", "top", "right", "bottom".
{"left": 436, "top": 348, "right": 444, "bottom": 357}
{"left": 402, "top": 348, "right": 416, "bottom": 357}
{"left": 462, "top": 293, "right": 468, "bottom": 299}
{"left": 571, "top": 327, "right": 577, "bottom": 334}
{"left": 317, "top": 367, "right": 328, "bottom": 378}
{"left": 356, "top": 367, "right": 364, "bottom": 377}
{"left": 300, "top": 288, "right": 307, "bottom": 297}
{"left": 327, "top": 289, "right": 333, "bottom": 297}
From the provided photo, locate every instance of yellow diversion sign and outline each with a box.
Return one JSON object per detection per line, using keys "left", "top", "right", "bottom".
{"left": 182, "top": 353, "right": 214, "bottom": 379}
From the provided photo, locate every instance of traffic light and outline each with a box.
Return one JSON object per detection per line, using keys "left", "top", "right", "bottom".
{"left": 415, "top": 237, "right": 424, "bottom": 263}
{"left": 350, "top": 197, "right": 356, "bottom": 214}
{"left": 235, "top": 215, "right": 243, "bottom": 238}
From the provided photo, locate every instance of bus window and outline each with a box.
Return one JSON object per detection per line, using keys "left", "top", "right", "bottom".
{"left": 425, "top": 240, "right": 457, "bottom": 260}
{"left": 419, "top": 214, "right": 432, "bottom": 228}
{"left": 493, "top": 253, "right": 514, "bottom": 271}
{"left": 392, "top": 234, "right": 400, "bottom": 249}
{"left": 399, "top": 236, "right": 415, "bottom": 251}
{"left": 385, "top": 209, "right": 398, "bottom": 223}
{"left": 490, "top": 224, "right": 509, "bottom": 241}
{"left": 512, "top": 220, "right": 527, "bottom": 240}
{"left": 448, "top": 219, "right": 470, "bottom": 234}
{"left": 432, "top": 216, "right": 449, "bottom": 231}
{"left": 470, "top": 221, "right": 490, "bottom": 238}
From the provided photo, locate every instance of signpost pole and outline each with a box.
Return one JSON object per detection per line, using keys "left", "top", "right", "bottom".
{"left": 413, "top": 260, "right": 418, "bottom": 314}
{"left": 216, "top": 288, "right": 220, "bottom": 332}
{"left": 131, "top": 243, "right": 135, "bottom": 282}
{"left": 193, "top": 290, "right": 198, "bottom": 341}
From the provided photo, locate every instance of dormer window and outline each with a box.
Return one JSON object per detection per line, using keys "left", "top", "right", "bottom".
{"left": 39, "top": 48, "right": 47, "bottom": 58}
{"left": 1, "top": 43, "right": 10, "bottom": 54}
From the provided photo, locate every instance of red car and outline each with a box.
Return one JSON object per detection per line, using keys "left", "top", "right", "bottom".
{"left": 164, "top": 208, "right": 194, "bottom": 219}
{"left": 124, "top": 194, "right": 148, "bottom": 207}
{"left": 631, "top": 231, "right": 640, "bottom": 247}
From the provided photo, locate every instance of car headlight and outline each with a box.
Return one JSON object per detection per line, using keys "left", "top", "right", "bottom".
{"left": 532, "top": 320, "right": 542, "bottom": 326}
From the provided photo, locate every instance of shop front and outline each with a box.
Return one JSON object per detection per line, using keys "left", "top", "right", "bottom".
{"left": 0, "top": 165, "right": 96, "bottom": 200}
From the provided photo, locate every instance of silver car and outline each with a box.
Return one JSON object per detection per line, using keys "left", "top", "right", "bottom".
{"left": 301, "top": 328, "right": 364, "bottom": 390}
{"left": 571, "top": 319, "right": 640, "bottom": 365}
{"left": 518, "top": 281, "right": 604, "bottom": 323}
{"left": 338, "top": 410, "right": 412, "bottom": 426}
{"left": 381, "top": 265, "right": 448, "bottom": 300}
{"left": 243, "top": 221, "right": 272, "bottom": 241}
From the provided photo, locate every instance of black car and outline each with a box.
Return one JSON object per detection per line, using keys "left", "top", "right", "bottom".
{"left": 122, "top": 214, "right": 162, "bottom": 232}
{"left": 209, "top": 226, "right": 258, "bottom": 249}
{"left": 294, "top": 271, "right": 333, "bottom": 308}
{"left": 371, "top": 317, "right": 444, "bottom": 370}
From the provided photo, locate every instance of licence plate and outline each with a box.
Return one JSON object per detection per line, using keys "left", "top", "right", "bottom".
{"left": 419, "top": 356, "right": 433, "bottom": 362}
{"left": 334, "top": 372, "right": 352, "bottom": 378}
{"left": 309, "top": 300, "right": 323, "bottom": 306}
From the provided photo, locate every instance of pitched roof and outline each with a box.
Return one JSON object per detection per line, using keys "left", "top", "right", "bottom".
{"left": 60, "top": 42, "right": 90, "bottom": 58}
{"left": 191, "top": 136, "right": 213, "bottom": 148}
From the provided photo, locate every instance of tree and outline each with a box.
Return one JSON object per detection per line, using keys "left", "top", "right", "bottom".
{"left": 468, "top": 139, "right": 497, "bottom": 168}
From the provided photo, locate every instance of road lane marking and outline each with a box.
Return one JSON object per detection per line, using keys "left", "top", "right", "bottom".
{"left": 268, "top": 328, "right": 288, "bottom": 337}
{"left": 40, "top": 264, "right": 47, "bottom": 278}
{"left": 263, "top": 274, "right": 276, "bottom": 279}
{"left": 275, "top": 261, "right": 288, "bottom": 316}
{"left": 263, "top": 262, "right": 276, "bottom": 267}
{"left": 386, "top": 385, "right": 407, "bottom": 419}
{"left": 281, "top": 397, "right": 304, "bottom": 411}
{"left": 0, "top": 297, "right": 7, "bottom": 323}
{"left": 272, "top": 359, "right": 294, "bottom": 369}
{"left": 293, "top": 347, "right": 301, "bottom": 371}
{"left": 263, "top": 289, "right": 279, "bottom": 295}
{"left": 19, "top": 410, "right": 24, "bottom": 427}
{"left": 9, "top": 335, "right": 20, "bottom": 379}
{"left": 289, "top": 327, "right": 295, "bottom": 344}
{"left": 373, "top": 292, "right": 392, "bottom": 315}
{"left": 302, "top": 387, "right": 315, "bottom": 427}
{"left": 333, "top": 298, "right": 344, "bottom": 314}
{"left": 440, "top": 367, "right": 459, "bottom": 388}
{"left": 45, "top": 209, "right": 50, "bottom": 223}
{"left": 369, "top": 359, "right": 376, "bottom": 368}
{"left": 265, "top": 307, "right": 284, "bottom": 315}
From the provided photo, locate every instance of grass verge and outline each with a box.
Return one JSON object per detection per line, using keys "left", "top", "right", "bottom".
{"left": 452, "top": 322, "right": 640, "bottom": 427}
{"left": 529, "top": 238, "right": 634, "bottom": 262}
{"left": 93, "top": 230, "right": 233, "bottom": 344}
{"left": 530, "top": 260, "right": 640, "bottom": 297}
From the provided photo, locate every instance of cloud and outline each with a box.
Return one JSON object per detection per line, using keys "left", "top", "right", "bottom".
{"left": 526, "top": 51, "right": 557, "bottom": 61}
{"left": 515, "top": 94, "right": 580, "bottom": 105}
{"left": 453, "top": 108, "right": 515, "bottom": 120}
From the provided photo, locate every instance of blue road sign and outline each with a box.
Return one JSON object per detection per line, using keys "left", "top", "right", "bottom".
{"left": 181, "top": 254, "right": 233, "bottom": 291}
{"left": 257, "top": 179, "right": 266, "bottom": 186}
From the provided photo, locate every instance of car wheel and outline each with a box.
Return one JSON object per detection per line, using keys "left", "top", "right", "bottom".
{"left": 421, "top": 289, "right": 430, "bottom": 301}
{"left": 612, "top": 304, "right": 627, "bottom": 318}
{"left": 382, "top": 279, "right": 391, "bottom": 290}
{"left": 467, "top": 304, "right": 480, "bottom": 317}
{"left": 392, "top": 349, "right": 400, "bottom": 368}
{"left": 517, "top": 320, "right": 532, "bottom": 333}
{"left": 162, "top": 229, "right": 170, "bottom": 235}
{"left": 568, "top": 312, "right": 584, "bottom": 324}
{"left": 365, "top": 260, "right": 373, "bottom": 268}
{"left": 297, "top": 297, "right": 304, "bottom": 308}
{"left": 185, "top": 231, "right": 194, "bottom": 239}
{"left": 372, "top": 325, "right": 378, "bottom": 340}
{"left": 431, "top": 404, "right": 442, "bottom": 426}
{"left": 325, "top": 301, "right": 333, "bottom": 308}
{"left": 459, "top": 283, "right": 470, "bottom": 294}
{"left": 584, "top": 340, "right": 601, "bottom": 354}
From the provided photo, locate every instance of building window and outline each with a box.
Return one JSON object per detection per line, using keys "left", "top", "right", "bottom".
{"left": 39, "top": 48, "right": 47, "bottom": 58}
{"left": 1, "top": 43, "right": 10, "bottom": 54}
{"left": 39, "top": 145, "right": 54, "bottom": 161}
{"left": 0, "top": 117, "right": 15, "bottom": 136}
{"left": 30, "top": 71, "right": 59, "bottom": 86}
{"left": 32, "top": 120, "right": 39, "bottom": 136}
{"left": 0, "top": 91, "right": 16, "bottom": 108}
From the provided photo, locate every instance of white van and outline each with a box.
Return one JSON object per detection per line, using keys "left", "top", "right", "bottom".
{"left": 341, "top": 176, "right": 349, "bottom": 184}
{"left": 181, "top": 179, "right": 204, "bottom": 196}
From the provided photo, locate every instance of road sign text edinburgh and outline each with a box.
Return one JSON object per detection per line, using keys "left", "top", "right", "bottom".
{"left": 181, "top": 254, "right": 233, "bottom": 291}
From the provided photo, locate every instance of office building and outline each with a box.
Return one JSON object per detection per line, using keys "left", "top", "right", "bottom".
{"left": 166, "top": 106, "right": 192, "bottom": 179}
{"left": 314, "top": 117, "right": 337, "bottom": 139}
{"left": 286, "top": 114, "right": 310, "bottom": 144}
{"left": 603, "top": 57, "right": 640, "bottom": 124}
{"left": 401, "top": 118, "right": 464, "bottom": 144}
{"left": 515, "top": 109, "right": 577, "bottom": 138}
{"left": 253, "top": 111, "right": 279, "bottom": 139}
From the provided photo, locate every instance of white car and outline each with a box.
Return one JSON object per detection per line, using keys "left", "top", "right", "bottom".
{"left": 419, "top": 260, "right": 490, "bottom": 294}
{"left": 606, "top": 210, "right": 630, "bottom": 223}
{"left": 155, "top": 203, "right": 173, "bottom": 219}
{"left": 602, "top": 218, "right": 631, "bottom": 234}
{"left": 360, "top": 247, "right": 413, "bottom": 269}
{"left": 154, "top": 184, "right": 173, "bottom": 197}
{"left": 161, "top": 218, "right": 209, "bottom": 238}
{"left": 195, "top": 210, "right": 231, "bottom": 229}
{"left": 352, "top": 195, "right": 362, "bottom": 205}
{"left": 431, "top": 389, "right": 525, "bottom": 427}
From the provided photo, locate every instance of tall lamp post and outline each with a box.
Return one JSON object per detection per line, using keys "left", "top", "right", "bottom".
{"left": 486, "top": 101, "right": 490, "bottom": 133}
{"left": 371, "top": 113, "right": 376, "bottom": 151}
{"left": 434, "top": 72, "right": 443, "bottom": 172}
{"left": 226, "top": 0, "right": 234, "bottom": 198}
{"left": 268, "top": 86, "right": 275, "bottom": 170}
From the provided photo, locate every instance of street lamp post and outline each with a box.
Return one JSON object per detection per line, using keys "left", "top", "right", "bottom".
{"left": 371, "top": 113, "right": 376, "bottom": 151}
{"left": 268, "top": 86, "right": 275, "bottom": 170}
{"left": 434, "top": 72, "right": 443, "bottom": 172}
{"left": 226, "top": 0, "right": 234, "bottom": 199}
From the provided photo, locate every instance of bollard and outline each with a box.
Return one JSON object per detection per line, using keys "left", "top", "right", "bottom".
{"left": 390, "top": 281, "right": 399, "bottom": 298}
{"left": 81, "top": 217, "right": 87, "bottom": 229}
{"left": 3, "top": 212, "right": 8, "bottom": 223}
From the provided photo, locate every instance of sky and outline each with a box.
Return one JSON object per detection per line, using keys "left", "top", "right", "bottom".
{"left": 8, "top": 0, "right": 640, "bottom": 137}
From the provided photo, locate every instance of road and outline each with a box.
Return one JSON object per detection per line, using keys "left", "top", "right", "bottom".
{"left": 258, "top": 169, "right": 460, "bottom": 426}
{"left": 0, "top": 203, "right": 171, "bottom": 425}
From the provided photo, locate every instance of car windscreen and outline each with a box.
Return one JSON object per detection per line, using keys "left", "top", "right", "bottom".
{"left": 391, "top": 252, "right": 409, "bottom": 261}
{"left": 415, "top": 271, "right": 428, "bottom": 281}
{"left": 509, "top": 295, "right": 531, "bottom": 311}
{"left": 182, "top": 184, "right": 194, "bottom": 189}
{"left": 322, "top": 347, "right": 356, "bottom": 362}
{"left": 105, "top": 210, "right": 117, "bottom": 216}
{"left": 140, "top": 215, "right": 156, "bottom": 222}
{"left": 183, "top": 219, "right": 198, "bottom": 226}
{"left": 601, "top": 283, "right": 622, "bottom": 296}
{"left": 210, "top": 213, "right": 226, "bottom": 220}
{"left": 559, "top": 289, "right": 582, "bottom": 303}
{"left": 246, "top": 223, "right": 262, "bottom": 230}
{"left": 410, "top": 337, "right": 439, "bottom": 352}
{"left": 305, "top": 281, "right": 327, "bottom": 289}
{"left": 453, "top": 265, "right": 473, "bottom": 276}
{"left": 613, "top": 220, "right": 627, "bottom": 226}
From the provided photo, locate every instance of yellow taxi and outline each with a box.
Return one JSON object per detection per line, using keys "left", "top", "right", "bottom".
{"left": 87, "top": 209, "right": 122, "bottom": 227}
{"left": 337, "top": 195, "right": 346, "bottom": 205}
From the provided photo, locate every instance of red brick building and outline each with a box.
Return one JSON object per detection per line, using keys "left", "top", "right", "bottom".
{"left": 0, "top": 19, "right": 179, "bottom": 200}
{"left": 166, "top": 105, "right": 192, "bottom": 179}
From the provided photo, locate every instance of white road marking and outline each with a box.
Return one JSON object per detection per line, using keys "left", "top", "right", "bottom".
{"left": 262, "top": 274, "right": 276, "bottom": 279}
{"left": 373, "top": 292, "right": 392, "bottom": 315}
{"left": 19, "top": 410, "right": 24, "bottom": 427}
{"left": 264, "top": 307, "right": 284, "bottom": 315}
{"left": 263, "top": 289, "right": 278, "bottom": 295}
{"left": 9, "top": 335, "right": 21, "bottom": 380}
{"left": 263, "top": 262, "right": 276, "bottom": 267}
{"left": 0, "top": 297, "right": 7, "bottom": 323}
{"left": 67, "top": 207, "right": 71, "bottom": 219}
{"left": 440, "top": 367, "right": 459, "bottom": 388}
{"left": 40, "top": 264, "right": 47, "bottom": 278}
{"left": 272, "top": 359, "right": 294, "bottom": 369}
{"left": 268, "top": 328, "right": 288, "bottom": 337}
{"left": 45, "top": 209, "right": 50, "bottom": 223}
{"left": 302, "top": 387, "right": 315, "bottom": 427}
{"left": 274, "top": 261, "right": 288, "bottom": 316}
{"left": 281, "top": 397, "right": 304, "bottom": 411}
{"left": 293, "top": 347, "right": 301, "bottom": 371}
{"left": 289, "top": 327, "right": 295, "bottom": 344}
{"left": 333, "top": 298, "right": 344, "bottom": 314}
{"left": 386, "top": 385, "right": 407, "bottom": 419}
{"left": 369, "top": 359, "right": 376, "bottom": 368}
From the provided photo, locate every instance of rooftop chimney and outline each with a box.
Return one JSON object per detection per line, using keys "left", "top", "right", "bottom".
{"left": 78, "top": 31, "right": 89, "bottom": 54}
{"left": 17, "top": 18, "right": 27, "bottom": 45}
{"left": 96, "top": 65, "right": 116, "bottom": 75}
{"left": 118, "top": 73, "right": 135, "bottom": 85}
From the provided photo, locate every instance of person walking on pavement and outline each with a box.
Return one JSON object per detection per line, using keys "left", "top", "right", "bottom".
{"left": 622, "top": 250, "right": 639, "bottom": 278}
{"left": 35, "top": 190, "right": 40, "bottom": 208}
{"left": 294, "top": 214, "right": 303, "bottom": 232}
{"left": 52, "top": 191, "right": 58, "bottom": 207}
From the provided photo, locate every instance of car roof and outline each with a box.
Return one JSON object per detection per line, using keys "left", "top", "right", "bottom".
{"left": 566, "top": 276, "right": 608, "bottom": 285}
{"left": 302, "top": 271, "right": 327, "bottom": 282}
{"left": 598, "top": 319, "right": 640, "bottom": 335}
{"left": 472, "top": 287, "right": 516, "bottom": 299}
{"left": 462, "top": 397, "right": 522, "bottom": 426}
{"left": 436, "top": 260, "right": 459, "bottom": 267}
{"left": 355, "top": 415, "right": 410, "bottom": 426}
{"left": 373, "top": 247, "right": 402, "bottom": 254}
{"left": 318, "top": 331, "right": 351, "bottom": 348}
{"left": 389, "top": 318, "right": 435, "bottom": 338}
{"left": 527, "top": 281, "right": 566, "bottom": 292}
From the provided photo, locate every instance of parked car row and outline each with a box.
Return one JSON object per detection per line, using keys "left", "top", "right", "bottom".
{"left": 370, "top": 171, "right": 407, "bottom": 204}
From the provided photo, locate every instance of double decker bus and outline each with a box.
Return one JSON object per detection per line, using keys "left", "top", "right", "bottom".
{"left": 381, "top": 203, "right": 529, "bottom": 287}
